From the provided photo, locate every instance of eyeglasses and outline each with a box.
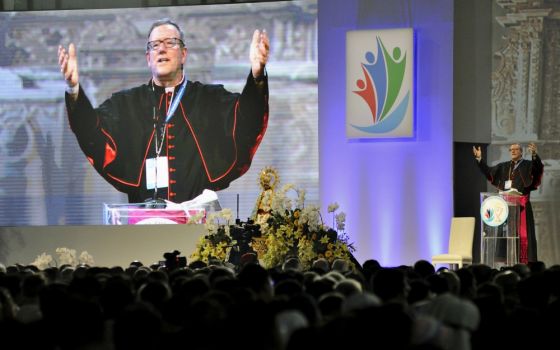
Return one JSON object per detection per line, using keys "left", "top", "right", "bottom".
{"left": 147, "top": 38, "right": 184, "bottom": 51}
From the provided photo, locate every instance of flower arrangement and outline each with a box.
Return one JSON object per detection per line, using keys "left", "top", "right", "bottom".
{"left": 259, "top": 184, "right": 355, "bottom": 270}
{"left": 190, "top": 208, "right": 235, "bottom": 264}
{"left": 189, "top": 170, "right": 355, "bottom": 270}
{"left": 30, "top": 247, "right": 95, "bottom": 270}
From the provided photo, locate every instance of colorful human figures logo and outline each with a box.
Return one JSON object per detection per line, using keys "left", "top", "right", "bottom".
{"left": 350, "top": 36, "right": 411, "bottom": 134}
{"left": 484, "top": 208, "right": 494, "bottom": 222}
{"left": 480, "top": 196, "right": 508, "bottom": 227}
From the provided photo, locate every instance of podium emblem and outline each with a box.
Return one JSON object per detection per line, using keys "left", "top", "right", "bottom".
{"left": 480, "top": 195, "right": 509, "bottom": 227}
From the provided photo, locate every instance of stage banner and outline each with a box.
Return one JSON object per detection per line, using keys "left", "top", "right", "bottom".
{"left": 346, "top": 28, "right": 414, "bottom": 139}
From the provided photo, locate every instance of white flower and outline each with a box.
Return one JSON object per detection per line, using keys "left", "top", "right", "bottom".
{"left": 220, "top": 208, "right": 233, "bottom": 223}
{"left": 188, "top": 210, "right": 206, "bottom": 224}
{"left": 205, "top": 212, "right": 223, "bottom": 233}
{"left": 301, "top": 205, "right": 321, "bottom": 232}
{"left": 78, "top": 251, "right": 95, "bottom": 266}
{"left": 30, "top": 253, "right": 53, "bottom": 270}
{"left": 271, "top": 189, "right": 287, "bottom": 213}
{"left": 328, "top": 202, "right": 339, "bottom": 213}
{"left": 56, "top": 247, "right": 77, "bottom": 266}
{"left": 206, "top": 212, "right": 220, "bottom": 224}
{"left": 297, "top": 189, "right": 306, "bottom": 208}
{"left": 335, "top": 212, "right": 346, "bottom": 232}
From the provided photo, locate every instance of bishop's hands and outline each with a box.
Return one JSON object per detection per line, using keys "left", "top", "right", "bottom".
{"left": 58, "top": 43, "right": 79, "bottom": 96}
{"left": 250, "top": 29, "right": 270, "bottom": 80}
{"left": 527, "top": 142, "right": 538, "bottom": 156}
{"left": 473, "top": 146, "right": 482, "bottom": 161}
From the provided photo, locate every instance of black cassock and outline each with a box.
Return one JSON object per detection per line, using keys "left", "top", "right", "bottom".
{"left": 477, "top": 154, "right": 544, "bottom": 262}
{"left": 66, "top": 72, "right": 268, "bottom": 203}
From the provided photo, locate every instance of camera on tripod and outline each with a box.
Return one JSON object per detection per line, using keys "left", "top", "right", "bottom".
{"left": 160, "top": 250, "right": 187, "bottom": 270}
{"left": 228, "top": 219, "right": 261, "bottom": 266}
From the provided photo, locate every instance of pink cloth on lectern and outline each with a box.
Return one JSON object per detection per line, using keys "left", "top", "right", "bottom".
{"left": 128, "top": 209, "right": 205, "bottom": 225}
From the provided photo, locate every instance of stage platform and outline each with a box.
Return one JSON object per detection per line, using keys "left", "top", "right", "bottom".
{"left": 0, "top": 224, "right": 206, "bottom": 268}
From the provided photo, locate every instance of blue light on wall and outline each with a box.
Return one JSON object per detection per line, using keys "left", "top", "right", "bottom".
{"left": 318, "top": 0, "right": 454, "bottom": 267}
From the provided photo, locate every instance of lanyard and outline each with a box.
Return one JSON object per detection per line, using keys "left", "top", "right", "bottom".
{"left": 155, "top": 76, "right": 188, "bottom": 157}
{"left": 164, "top": 77, "right": 187, "bottom": 124}
{"left": 509, "top": 159, "right": 523, "bottom": 180}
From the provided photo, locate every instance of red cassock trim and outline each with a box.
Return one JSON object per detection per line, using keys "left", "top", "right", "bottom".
{"left": 104, "top": 93, "right": 167, "bottom": 187}
{"left": 105, "top": 130, "right": 156, "bottom": 187}
{"left": 103, "top": 143, "right": 116, "bottom": 169}
{"left": 179, "top": 101, "right": 239, "bottom": 183}
{"left": 100, "top": 128, "right": 117, "bottom": 169}
{"left": 519, "top": 195, "right": 529, "bottom": 264}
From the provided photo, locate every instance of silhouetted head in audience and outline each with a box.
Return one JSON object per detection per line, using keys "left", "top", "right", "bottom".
{"left": 42, "top": 266, "right": 61, "bottom": 284}
{"left": 318, "top": 291, "right": 345, "bottom": 321}
{"left": 544, "top": 265, "right": 560, "bottom": 299}
{"left": 208, "top": 266, "right": 235, "bottom": 287}
{"left": 60, "top": 266, "right": 75, "bottom": 282}
{"left": 456, "top": 267, "right": 477, "bottom": 299}
{"left": 476, "top": 281, "right": 504, "bottom": 305}
{"left": 427, "top": 273, "right": 449, "bottom": 295}
{"left": 371, "top": 268, "right": 409, "bottom": 303}
{"left": 282, "top": 257, "right": 302, "bottom": 272}
{"left": 306, "top": 276, "right": 335, "bottom": 301}
{"left": 100, "top": 275, "right": 134, "bottom": 319}
{"left": 407, "top": 278, "right": 431, "bottom": 305}
{"left": 0, "top": 286, "right": 17, "bottom": 321}
{"left": 413, "top": 259, "right": 436, "bottom": 279}
{"left": 334, "top": 278, "right": 362, "bottom": 297}
{"left": 129, "top": 260, "right": 143, "bottom": 268}
{"left": 469, "top": 264, "right": 494, "bottom": 285}
{"left": 438, "top": 270, "right": 461, "bottom": 295}
{"left": 237, "top": 263, "right": 273, "bottom": 301}
{"left": 239, "top": 252, "right": 259, "bottom": 268}
{"left": 6, "top": 264, "right": 20, "bottom": 275}
{"left": 137, "top": 280, "right": 171, "bottom": 311}
{"left": 517, "top": 272, "right": 549, "bottom": 311}
{"left": 21, "top": 273, "right": 46, "bottom": 300}
{"left": 275, "top": 279, "right": 304, "bottom": 298}
{"left": 188, "top": 260, "right": 208, "bottom": 270}
{"left": 331, "top": 258, "right": 350, "bottom": 274}
{"left": 512, "top": 263, "right": 531, "bottom": 279}
{"left": 311, "top": 258, "right": 330, "bottom": 275}
{"left": 287, "top": 292, "right": 321, "bottom": 326}
{"left": 528, "top": 260, "right": 546, "bottom": 274}
{"left": 493, "top": 269, "right": 520, "bottom": 297}
{"left": 114, "top": 302, "right": 163, "bottom": 350}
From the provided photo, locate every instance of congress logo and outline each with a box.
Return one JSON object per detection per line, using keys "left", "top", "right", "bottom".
{"left": 346, "top": 29, "right": 414, "bottom": 139}
{"left": 480, "top": 195, "right": 509, "bottom": 227}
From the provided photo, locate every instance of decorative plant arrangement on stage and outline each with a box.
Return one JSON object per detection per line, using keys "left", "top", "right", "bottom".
{"left": 190, "top": 208, "right": 235, "bottom": 264}
{"left": 30, "top": 247, "right": 95, "bottom": 270}
{"left": 189, "top": 167, "right": 355, "bottom": 270}
{"left": 259, "top": 185, "right": 355, "bottom": 270}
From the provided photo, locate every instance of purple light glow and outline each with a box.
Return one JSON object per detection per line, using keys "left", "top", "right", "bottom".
{"left": 319, "top": 0, "right": 453, "bottom": 266}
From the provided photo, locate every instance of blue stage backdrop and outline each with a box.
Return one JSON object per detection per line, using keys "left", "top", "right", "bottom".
{"left": 318, "top": 0, "right": 454, "bottom": 266}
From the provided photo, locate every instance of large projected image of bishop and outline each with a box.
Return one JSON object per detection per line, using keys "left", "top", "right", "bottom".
{"left": 59, "top": 18, "right": 269, "bottom": 204}
{"left": 0, "top": 1, "right": 318, "bottom": 225}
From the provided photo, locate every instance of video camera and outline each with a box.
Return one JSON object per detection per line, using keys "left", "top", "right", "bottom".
{"left": 230, "top": 219, "right": 261, "bottom": 244}
{"left": 228, "top": 219, "right": 261, "bottom": 266}
{"left": 160, "top": 250, "right": 187, "bottom": 270}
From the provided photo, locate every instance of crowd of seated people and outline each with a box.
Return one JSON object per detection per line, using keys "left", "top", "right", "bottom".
{"left": 0, "top": 257, "right": 559, "bottom": 350}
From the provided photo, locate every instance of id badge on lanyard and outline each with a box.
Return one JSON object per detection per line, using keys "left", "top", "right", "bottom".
{"left": 146, "top": 156, "right": 169, "bottom": 190}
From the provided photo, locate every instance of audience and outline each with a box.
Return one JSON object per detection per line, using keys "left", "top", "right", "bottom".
{"left": 0, "top": 255, "right": 557, "bottom": 350}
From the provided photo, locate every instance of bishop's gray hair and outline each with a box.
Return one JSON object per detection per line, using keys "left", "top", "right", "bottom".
{"left": 147, "top": 18, "right": 185, "bottom": 43}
